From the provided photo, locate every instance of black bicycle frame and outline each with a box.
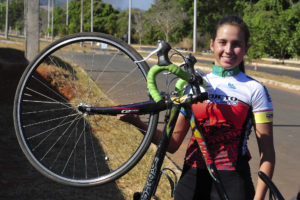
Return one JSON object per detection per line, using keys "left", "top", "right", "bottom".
{"left": 138, "top": 104, "right": 181, "bottom": 200}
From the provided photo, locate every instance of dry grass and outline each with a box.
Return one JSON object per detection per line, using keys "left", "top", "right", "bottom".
{"left": 36, "top": 56, "right": 180, "bottom": 200}
{"left": 175, "top": 37, "right": 193, "bottom": 50}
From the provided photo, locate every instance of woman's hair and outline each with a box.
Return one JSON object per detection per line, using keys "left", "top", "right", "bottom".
{"left": 212, "top": 15, "right": 250, "bottom": 73}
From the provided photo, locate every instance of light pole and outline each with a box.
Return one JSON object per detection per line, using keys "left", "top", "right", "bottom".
{"left": 66, "top": 0, "right": 69, "bottom": 32}
{"left": 80, "top": 0, "right": 83, "bottom": 32}
{"left": 5, "top": 0, "right": 8, "bottom": 39}
{"left": 91, "top": 0, "right": 93, "bottom": 32}
{"left": 51, "top": 0, "right": 54, "bottom": 41}
{"left": 128, "top": 0, "right": 131, "bottom": 44}
{"left": 48, "top": 0, "right": 50, "bottom": 37}
{"left": 193, "top": 0, "right": 197, "bottom": 53}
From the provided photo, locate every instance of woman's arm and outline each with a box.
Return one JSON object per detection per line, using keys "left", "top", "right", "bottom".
{"left": 118, "top": 113, "right": 189, "bottom": 153}
{"left": 254, "top": 122, "right": 275, "bottom": 200}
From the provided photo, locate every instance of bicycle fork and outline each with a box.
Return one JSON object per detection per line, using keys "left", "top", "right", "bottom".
{"left": 135, "top": 105, "right": 180, "bottom": 200}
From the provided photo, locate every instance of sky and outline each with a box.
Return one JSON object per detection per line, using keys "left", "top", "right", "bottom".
{"left": 102, "top": 0, "right": 154, "bottom": 11}
{"left": 38, "top": 0, "right": 154, "bottom": 11}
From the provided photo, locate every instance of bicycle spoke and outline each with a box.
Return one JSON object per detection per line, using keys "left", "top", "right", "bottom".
{"left": 22, "top": 113, "right": 78, "bottom": 128}
{"left": 23, "top": 87, "right": 73, "bottom": 109}
{"left": 40, "top": 115, "right": 82, "bottom": 161}
{"left": 61, "top": 119, "right": 86, "bottom": 175}
{"left": 32, "top": 75, "right": 69, "bottom": 103}
{"left": 105, "top": 65, "right": 139, "bottom": 95}
{"left": 49, "top": 119, "right": 81, "bottom": 170}
{"left": 26, "top": 118, "right": 81, "bottom": 140}
{"left": 22, "top": 107, "right": 70, "bottom": 115}
{"left": 30, "top": 114, "right": 81, "bottom": 151}
{"left": 88, "top": 122, "right": 100, "bottom": 177}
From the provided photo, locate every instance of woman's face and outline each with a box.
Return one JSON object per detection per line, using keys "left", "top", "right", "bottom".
{"left": 210, "top": 24, "right": 248, "bottom": 69}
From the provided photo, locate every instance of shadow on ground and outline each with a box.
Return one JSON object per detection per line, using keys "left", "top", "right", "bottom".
{"left": 0, "top": 48, "right": 125, "bottom": 200}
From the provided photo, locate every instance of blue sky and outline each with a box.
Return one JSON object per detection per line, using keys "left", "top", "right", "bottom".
{"left": 102, "top": 0, "right": 154, "bottom": 11}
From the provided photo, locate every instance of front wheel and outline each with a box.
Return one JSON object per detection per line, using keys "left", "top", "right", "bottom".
{"left": 13, "top": 32, "right": 158, "bottom": 187}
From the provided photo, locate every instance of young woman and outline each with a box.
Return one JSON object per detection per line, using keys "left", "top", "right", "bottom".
{"left": 170, "top": 15, "right": 275, "bottom": 200}
{"left": 119, "top": 15, "right": 275, "bottom": 200}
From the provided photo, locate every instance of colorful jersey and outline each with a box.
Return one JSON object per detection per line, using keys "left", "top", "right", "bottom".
{"left": 184, "top": 65, "right": 273, "bottom": 171}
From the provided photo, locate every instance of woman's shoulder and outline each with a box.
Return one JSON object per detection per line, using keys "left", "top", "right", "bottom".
{"left": 237, "top": 72, "right": 266, "bottom": 90}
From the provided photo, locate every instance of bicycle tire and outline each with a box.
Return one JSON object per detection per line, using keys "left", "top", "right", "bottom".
{"left": 13, "top": 32, "right": 159, "bottom": 187}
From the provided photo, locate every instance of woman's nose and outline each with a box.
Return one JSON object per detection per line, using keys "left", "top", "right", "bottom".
{"left": 225, "top": 44, "right": 233, "bottom": 54}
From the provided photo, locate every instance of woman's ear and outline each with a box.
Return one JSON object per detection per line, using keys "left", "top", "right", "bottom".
{"left": 210, "top": 39, "right": 214, "bottom": 52}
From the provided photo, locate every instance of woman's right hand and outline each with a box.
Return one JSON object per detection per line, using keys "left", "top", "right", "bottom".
{"left": 117, "top": 114, "right": 140, "bottom": 124}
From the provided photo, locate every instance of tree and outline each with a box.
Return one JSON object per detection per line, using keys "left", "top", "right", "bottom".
{"left": 90, "top": 2, "right": 118, "bottom": 35}
{"left": 53, "top": 6, "right": 67, "bottom": 36}
{"left": 116, "top": 10, "right": 129, "bottom": 39}
{"left": 132, "top": 9, "right": 148, "bottom": 45}
{"left": 0, "top": 2, "right": 6, "bottom": 31}
{"left": 286, "top": 2, "right": 300, "bottom": 57}
{"left": 148, "top": 0, "right": 188, "bottom": 42}
{"left": 244, "top": 0, "right": 300, "bottom": 60}
{"left": 1, "top": 0, "right": 24, "bottom": 34}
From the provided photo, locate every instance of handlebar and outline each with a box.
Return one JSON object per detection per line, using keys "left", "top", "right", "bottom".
{"left": 144, "top": 40, "right": 207, "bottom": 103}
{"left": 147, "top": 64, "right": 191, "bottom": 102}
{"left": 258, "top": 171, "right": 284, "bottom": 200}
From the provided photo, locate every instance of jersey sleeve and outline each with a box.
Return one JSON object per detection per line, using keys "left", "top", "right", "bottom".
{"left": 251, "top": 84, "right": 273, "bottom": 123}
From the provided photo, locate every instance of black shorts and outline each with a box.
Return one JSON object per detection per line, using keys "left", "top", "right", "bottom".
{"left": 174, "top": 164, "right": 255, "bottom": 200}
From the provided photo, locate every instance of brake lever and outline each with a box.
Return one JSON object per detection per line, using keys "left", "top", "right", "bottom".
{"left": 134, "top": 40, "right": 164, "bottom": 63}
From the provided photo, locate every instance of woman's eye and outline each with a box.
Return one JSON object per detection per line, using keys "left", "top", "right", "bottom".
{"left": 219, "top": 41, "right": 226, "bottom": 45}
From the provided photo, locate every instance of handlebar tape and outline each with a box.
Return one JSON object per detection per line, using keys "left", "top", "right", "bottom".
{"left": 147, "top": 64, "right": 191, "bottom": 102}
{"left": 175, "top": 79, "right": 187, "bottom": 97}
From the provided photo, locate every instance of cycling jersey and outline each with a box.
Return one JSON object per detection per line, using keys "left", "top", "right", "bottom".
{"left": 183, "top": 64, "right": 273, "bottom": 171}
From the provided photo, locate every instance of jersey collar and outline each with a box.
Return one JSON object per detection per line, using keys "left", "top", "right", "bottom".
{"left": 212, "top": 64, "right": 240, "bottom": 77}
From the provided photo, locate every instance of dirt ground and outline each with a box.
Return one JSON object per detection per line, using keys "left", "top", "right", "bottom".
{"left": 0, "top": 48, "right": 125, "bottom": 200}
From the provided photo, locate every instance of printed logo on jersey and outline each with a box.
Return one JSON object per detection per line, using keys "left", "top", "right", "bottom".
{"left": 266, "top": 113, "right": 273, "bottom": 120}
{"left": 228, "top": 82, "right": 236, "bottom": 89}
{"left": 226, "top": 71, "right": 234, "bottom": 76}
{"left": 207, "top": 94, "right": 238, "bottom": 105}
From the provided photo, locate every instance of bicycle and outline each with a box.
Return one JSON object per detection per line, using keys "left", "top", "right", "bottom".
{"left": 13, "top": 32, "right": 284, "bottom": 200}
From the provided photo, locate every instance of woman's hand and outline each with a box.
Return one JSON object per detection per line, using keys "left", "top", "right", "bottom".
{"left": 117, "top": 114, "right": 140, "bottom": 124}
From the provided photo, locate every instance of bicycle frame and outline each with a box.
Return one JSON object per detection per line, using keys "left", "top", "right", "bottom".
{"left": 79, "top": 43, "right": 229, "bottom": 200}
{"left": 80, "top": 93, "right": 228, "bottom": 200}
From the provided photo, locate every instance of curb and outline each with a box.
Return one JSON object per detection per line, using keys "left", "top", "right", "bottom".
{"left": 255, "top": 77, "right": 300, "bottom": 91}
{"left": 193, "top": 64, "right": 300, "bottom": 92}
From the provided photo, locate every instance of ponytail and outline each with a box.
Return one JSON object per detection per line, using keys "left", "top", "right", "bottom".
{"left": 238, "top": 61, "right": 245, "bottom": 73}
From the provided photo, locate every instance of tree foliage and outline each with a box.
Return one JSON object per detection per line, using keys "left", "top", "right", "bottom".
{"left": 0, "top": 0, "right": 24, "bottom": 33}
{"left": 1, "top": 0, "right": 300, "bottom": 58}
{"left": 147, "top": 0, "right": 188, "bottom": 42}
{"left": 244, "top": 0, "right": 300, "bottom": 60}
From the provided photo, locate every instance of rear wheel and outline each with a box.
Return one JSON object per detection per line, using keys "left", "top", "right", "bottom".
{"left": 13, "top": 32, "right": 158, "bottom": 186}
